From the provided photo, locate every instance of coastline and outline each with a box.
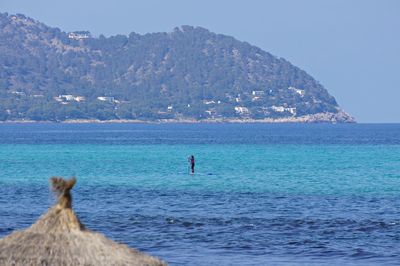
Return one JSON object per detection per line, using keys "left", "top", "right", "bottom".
{"left": 0, "top": 112, "right": 356, "bottom": 124}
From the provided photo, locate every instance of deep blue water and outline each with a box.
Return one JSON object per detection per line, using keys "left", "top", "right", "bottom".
{"left": 0, "top": 123, "right": 400, "bottom": 265}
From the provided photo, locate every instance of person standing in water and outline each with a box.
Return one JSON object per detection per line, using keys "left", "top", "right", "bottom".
{"left": 188, "top": 155, "right": 195, "bottom": 174}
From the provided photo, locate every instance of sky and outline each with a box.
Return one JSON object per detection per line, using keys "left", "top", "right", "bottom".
{"left": 1, "top": 0, "right": 399, "bottom": 122}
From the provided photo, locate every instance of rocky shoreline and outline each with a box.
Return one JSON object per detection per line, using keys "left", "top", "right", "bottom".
{"left": 0, "top": 111, "right": 355, "bottom": 124}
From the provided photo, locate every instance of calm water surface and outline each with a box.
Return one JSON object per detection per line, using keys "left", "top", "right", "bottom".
{"left": 0, "top": 123, "right": 399, "bottom": 265}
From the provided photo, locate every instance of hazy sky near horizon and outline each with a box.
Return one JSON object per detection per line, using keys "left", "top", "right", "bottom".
{"left": 1, "top": 0, "right": 399, "bottom": 122}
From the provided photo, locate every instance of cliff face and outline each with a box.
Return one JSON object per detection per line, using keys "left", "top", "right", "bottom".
{"left": 0, "top": 13, "right": 354, "bottom": 122}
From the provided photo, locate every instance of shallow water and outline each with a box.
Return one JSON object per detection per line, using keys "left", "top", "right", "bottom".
{"left": 0, "top": 123, "right": 400, "bottom": 265}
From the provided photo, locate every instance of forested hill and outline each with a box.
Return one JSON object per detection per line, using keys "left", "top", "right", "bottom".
{"left": 0, "top": 13, "right": 354, "bottom": 122}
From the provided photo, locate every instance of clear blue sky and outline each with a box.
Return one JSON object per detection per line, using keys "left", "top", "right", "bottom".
{"left": 1, "top": 0, "right": 399, "bottom": 122}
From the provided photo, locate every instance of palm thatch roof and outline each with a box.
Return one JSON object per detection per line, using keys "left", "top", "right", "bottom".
{"left": 0, "top": 177, "right": 167, "bottom": 266}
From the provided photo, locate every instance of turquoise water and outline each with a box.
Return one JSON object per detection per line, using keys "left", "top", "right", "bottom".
{"left": 1, "top": 144, "right": 399, "bottom": 195}
{"left": 1, "top": 124, "right": 400, "bottom": 265}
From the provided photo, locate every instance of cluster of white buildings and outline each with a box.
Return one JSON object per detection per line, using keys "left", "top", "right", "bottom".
{"left": 197, "top": 87, "right": 303, "bottom": 117}
{"left": 68, "top": 32, "right": 91, "bottom": 40}
{"left": 26, "top": 85, "right": 306, "bottom": 118}
{"left": 270, "top": 105, "right": 296, "bottom": 115}
{"left": 54, "top": 95, "right": 85, "bottom": 103}
{"left": 230, "top": 87, "right": 301, "bottom": 116}
{"left": 53, "top": 95, "right": 117, "bottom": 104}
{"left": 233, "top": 105, "right": 296, "bottom": 116}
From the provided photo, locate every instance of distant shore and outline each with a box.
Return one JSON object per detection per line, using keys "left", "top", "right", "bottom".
{"left": 0, "top": 111, "right": 356, "bottom": 124}
{"left": 0, "top": 112, "right": 356, "bottom": 124}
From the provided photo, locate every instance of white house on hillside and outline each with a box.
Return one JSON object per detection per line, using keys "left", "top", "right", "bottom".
{"left": 252, "top": 90, "right": 265, "bottom": 96}
{"left": 234, "top": 106, "right": 250, "bottom": 114}
{"left": 271, "top": 105, "right": 296, "bottom": 115}
{"left": 288, "top": 86, "right": 305, "bottom": 97}
{"left": 68, "top": 32, "right": 91, "bottom": 40}
{"left": 55, "top": 95, "right": 85, "bottom": 102}
{"left": 59, "top": 95, "right": 75, "bottom": 101}
{"left": 97, "top": 96, "right": 115, "bottom": 103}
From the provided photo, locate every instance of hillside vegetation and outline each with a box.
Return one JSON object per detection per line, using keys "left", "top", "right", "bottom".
{"left": 0, "top": 13, "right": 353, "bottom": 122}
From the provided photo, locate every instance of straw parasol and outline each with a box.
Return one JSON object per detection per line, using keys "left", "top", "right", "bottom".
{"left": 0, "top": 177, "right": 167, "bottom": 266}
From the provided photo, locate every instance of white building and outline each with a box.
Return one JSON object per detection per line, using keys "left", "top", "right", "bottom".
{"left": 74, "top": 96, "right": 85, "bottom": 102}
{"left": 55, "top": 95, "right": 85, "bottom": 102}
{"left": 252, "top": 90, "right": 265, "bottom": 96}
{"left": 234, "top": 106, "right": 250, "bottom": 114}
{"left": 97, "top": 96, "right": 115, "bottom": 103}
{"left": 68, "top": 32, "right": 91, "bottom": 40}
{"left": 288, "top": 86, "right": 305, "bottom": 96}
{"left": 203, "top": 100, "right": 215, "bottom": 105}
{"left": 285, "top": 107, "right": 297, "bottom": 115}
{"left": 271, "top": 105, "right": 296, "bottom": 115}
{"left": 10, "top": 91, "right": 26, "bottom": 96}
{"left": 271, "top": 106, "right": 285, "bottom": 112}
{"left": 59, "top": 95, "right": 75, "bottom": 101}
{"left": 54, "top": 94, "right": 85, "bottom": 102}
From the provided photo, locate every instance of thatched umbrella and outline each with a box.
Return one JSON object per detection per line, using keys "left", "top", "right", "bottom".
{"left": 0, "top": 177, "right": 167, "bottom": 266}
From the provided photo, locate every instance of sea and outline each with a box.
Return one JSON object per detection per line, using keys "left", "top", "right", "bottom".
{"left": 0, "top": 123, "right": 399, "bottom": 265}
